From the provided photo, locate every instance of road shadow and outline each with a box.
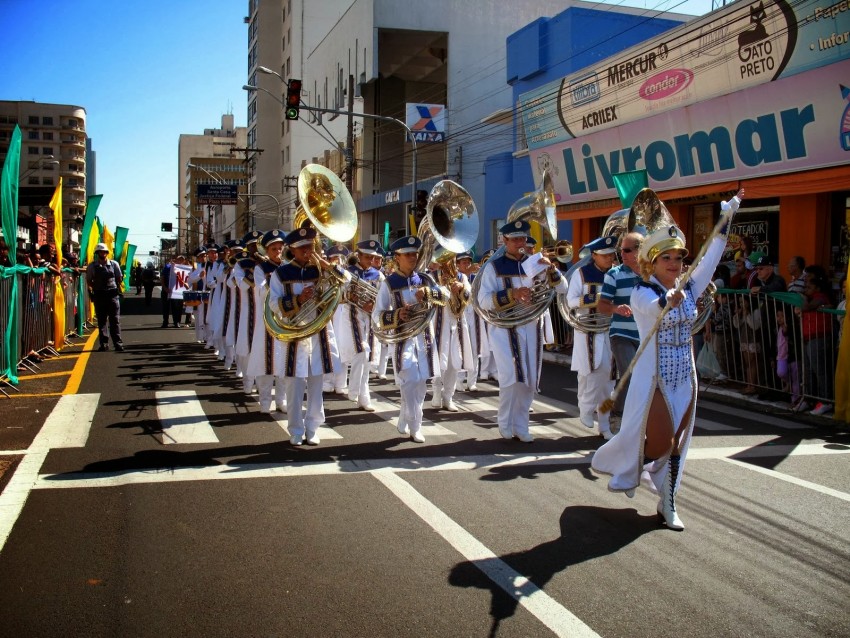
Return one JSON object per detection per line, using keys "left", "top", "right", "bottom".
{"left": 448, "top": 505, "right": 657, "bottom": 636}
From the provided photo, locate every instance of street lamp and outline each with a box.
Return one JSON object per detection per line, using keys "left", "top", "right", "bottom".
{"left": 243, "top": 82, "right": 418, "bottom": 235}
{"left": 244, "top": 192, "right": 283, "bottom": 229}
{"left": 256, "top": 65, "right": 285, "bottom": 82}
{"left": 21, "top": 156, "right": 60, "bottom": 180}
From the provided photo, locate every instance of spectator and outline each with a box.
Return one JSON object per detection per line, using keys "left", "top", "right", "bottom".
{"left": 134, "top": 264, "right": 143, "bottom": 294}
{"left": 730, "top": 253, "right": 751, "bottom": 289}
{"left": 85, "top": 243, "right": 124, "bottom": 352}
{"left": 733, "top": 294, "right": 761, "bottom": 394}
{"left": 776, "top": 305, "right": 801, "bottom": 407}
{"left": 0, "top": 240, "right": 11, "bottom": 267}
{"left": 787, "top": 256, "right": 806, "bottom": 295}
{"left": 750, "top": 255, "right": 787, "bottom": 294}
{"left": 141, "top": 262, "right": 157, "bottom": 306}
{"left": 36, "top": 244, "right": 61, "bottom": 276}
{"left": 795, "top": 271, "right": 835, "bottom": 414}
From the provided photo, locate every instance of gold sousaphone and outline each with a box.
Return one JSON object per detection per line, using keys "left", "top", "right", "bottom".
{"left": 263, "top": 164, "right": 357, "bottom": 341}
{"left": 372, "top": 180, "right": 478, "bottom": 344}
{"left": 470, "top": 169, "right": 565, "bottom": 328}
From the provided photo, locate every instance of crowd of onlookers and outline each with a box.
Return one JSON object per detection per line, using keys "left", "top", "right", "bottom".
{"left": 705, "top": 252, "right": 843, "bottom": 416}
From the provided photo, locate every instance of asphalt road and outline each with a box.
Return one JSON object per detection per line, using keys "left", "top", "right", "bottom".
{"left": 0, "top": 294, "right": 848, "bottom": 637}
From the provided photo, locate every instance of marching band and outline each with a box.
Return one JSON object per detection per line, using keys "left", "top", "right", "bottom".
{"left": 176, "top": 164, "right": 743, "bottom": 531}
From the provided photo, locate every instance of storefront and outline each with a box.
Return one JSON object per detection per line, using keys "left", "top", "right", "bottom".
{"left": 517, "top": 0, "right": 850, "bottom": 284}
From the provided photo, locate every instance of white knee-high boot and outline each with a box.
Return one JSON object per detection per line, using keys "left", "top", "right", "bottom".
{"left": 657, "top": 454, "right": 684, "bottom": 531}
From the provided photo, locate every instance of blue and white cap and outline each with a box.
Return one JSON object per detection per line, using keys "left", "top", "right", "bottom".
{"left": 284, "top": 226, "right": 317, "bottom": 248}
{"left": 499, "top": 220, "right": 531, "bottom": 238}
{"left": 326, "top": 244, "right": 350, "bottom": 258}
{"left": 455, "top": 251, "right": 473, "bottom": 262}
{"left": 389, "top": 235, "right": 422, "bottom": 254}
{"left": 260, "top": 229, "right": 285, "bottom": 249}
{"left": 242, "top": 230, "right": 263, "bottom": 246}
{"left": 357, "top": 240, "right": 384, "bottom": 257}
{"left": 585, "top": 235, "right": 617, "bottom": 255}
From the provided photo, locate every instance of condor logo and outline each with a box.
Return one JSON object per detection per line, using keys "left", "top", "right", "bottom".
{"left": 639, "top": 69, "right": 694, "bottom": 101}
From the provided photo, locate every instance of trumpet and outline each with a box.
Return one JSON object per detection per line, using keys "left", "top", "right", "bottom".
{"left": 540, "top": 240, "right": 573, "bottom": 264}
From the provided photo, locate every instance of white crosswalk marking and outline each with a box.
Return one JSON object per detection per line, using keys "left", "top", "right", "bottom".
{"left": 271, "top": 412, "right": 344, "bottom": 439}
{"left": 156, "top": 390, "right": 219, "bottom": 444}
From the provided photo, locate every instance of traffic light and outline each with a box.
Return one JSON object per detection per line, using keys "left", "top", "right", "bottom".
{"left": 285, "top": 79, "right": 302, "bottom": 120}
{"left": 161, "top": 222, "right": 173, "bottom": 232}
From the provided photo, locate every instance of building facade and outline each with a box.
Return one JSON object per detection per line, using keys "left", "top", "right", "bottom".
{"left": 177, "top": 114, "right": 248, "bottom": 254}
{"left": 0, "top": 100, "right": 90, "bottom": 253}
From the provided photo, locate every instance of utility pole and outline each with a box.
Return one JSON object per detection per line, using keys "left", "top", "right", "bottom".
{"left": 345, "top": 74, "right": 355, "bottom": 193}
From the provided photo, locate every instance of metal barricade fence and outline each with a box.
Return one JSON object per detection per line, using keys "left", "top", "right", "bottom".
{"left": 0, "top": 274, "right": 11, "bottom": 379}
{"left": 705, "top": 289, "right": 842, "bottom": 408}
{"left": 18, "top": 270, "right": 56, "bottom": 363}
{"left": 61, "top": 271, "right": 78, "bottom": 338}
{"left": 547, "top": 297, "right": 574, "bottom": 352}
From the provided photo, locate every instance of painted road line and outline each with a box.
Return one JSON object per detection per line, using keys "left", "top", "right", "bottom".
{"left": 694, "top": 419, "right": 741, "bottom": 432}
{"left": 17, "top": 371, "right": 73, "bottom": 380}
{"left": 63, "top": 331, "right": 99, "bottom": 395}
{"left": 722, "top": 457, "right": 850, "bottom": 502}
{"left": 155, "top": 390, "right": 219, "bottom": 444}
{"left": 39, "top": 393, "right": 99, "bottom": 449}
{"left": 0, "top": 393, "right": 99, "bottom": 554}
{"left": 373, "top": 470, "right": 601, "bottom": 638}
{"left": 35, "top": 443, "right": 850, "bottom": 490}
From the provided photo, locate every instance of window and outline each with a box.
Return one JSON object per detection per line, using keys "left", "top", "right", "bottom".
{"left": 69, "top": 164, "right": 78, "bottom": 171}
{"left": 42, "top": 147, "right": 53, "bottom": 156}
{"left": 42, "top": 131, "right": 53, "bottom": 140}
{"left": 28, "top": 131, "right": 39, "bottom": 140}
{"left": 42, "top": 177, "right": 53, "bottom": 185}
{"left": 28, "top": 115, "right": 39, "bottom": 125}
{"left": 28, "top": 176, "right": 39, "bottom": 185}
{"left": 28, "top": 146, "right": 39, "bottom": 155}
{"left": 42, "top": 116, "right": 53, "bottom": 125}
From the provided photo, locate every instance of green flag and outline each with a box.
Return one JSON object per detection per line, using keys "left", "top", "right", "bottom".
{"left": 114, "top": 226, "right": 129, "bottom": 263}
{"left": 123, "top": 245, "right": 136, "bottom": 291}
{"left": 79, "top": 195, "right": 102, "bottom": 264}
{"left": 612, "top": 170, "right": 648, "bottom": 209}
{"left": 0, "top": 125, "right": 21, "bottom": 383}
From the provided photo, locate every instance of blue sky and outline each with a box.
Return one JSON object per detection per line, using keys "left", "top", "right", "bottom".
{"left": 2, "top": 0, "right": 716, "bottom": 258}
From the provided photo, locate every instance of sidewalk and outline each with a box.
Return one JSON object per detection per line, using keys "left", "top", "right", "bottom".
{"left": 541, "top": 349, "right": 846, "bottom": 427}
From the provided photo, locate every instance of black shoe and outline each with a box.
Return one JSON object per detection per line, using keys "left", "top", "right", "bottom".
{"left": 97, "top": 345, "right": 109, "bottom": 352}
{"left": 160, "top": 323, "right": 168, "bottom": 328}
{"left": 114, "top": 345, "right": 125, "bottom": 352}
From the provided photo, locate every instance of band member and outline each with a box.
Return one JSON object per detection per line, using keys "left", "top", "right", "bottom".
{"left": 269, "top": 227, "right": 344, "bottom": 446}
{"left": 476, "top": 221, "right": 567, "bottom": 442}
{"left": 326, "top": 245, "right": 351, "bottom": 395}
{"left": 221, "top": 240, "right": 243, "bottom": 370}
{"left": 187, "top": 244, "right": 218, "bottom": 344}
{"left": 478, "top": 248, "right": 499, "bottom": 380}
{"left": 371, "top": 252, "right": 392, "bottom": 381}
{"left": 245, "top": 230, "right": 288, "bottom": 414}
{"left": 430, "top": 254, "right": 473, "bottom": 411}
{"left": 455, "top": 251, "right": 487, "bottom": 391}
{"left": 339, "top": 240, "right": 384, "bottom": 412}
{"left": 233, "top": 231, "right": 264, "bottom": 394}
{"left": 592, "top": 189, "right": 744, "bottom": 530}
{"left": 206, "top": 243, "right": 229, "bottom": 354}
{"left": 567, "top": 236, "right": 618, "bottom": 440}
{"left": 372, "top": 235, "right": 445, "bottom": 443}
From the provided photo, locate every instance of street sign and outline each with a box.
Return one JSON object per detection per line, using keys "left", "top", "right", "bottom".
{"left": 196, "top": 184, "right": 238, "bottom": 205}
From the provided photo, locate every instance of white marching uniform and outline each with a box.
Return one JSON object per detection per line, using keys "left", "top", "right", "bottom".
{"left": 463, "top": 273, "right": 491, "bottom": 385}
{"left": 431, "top": 273, "right": 474, "bottom": 408}
{"left": 476, "top": 254, "right": 567, "bottom": 439}
{"left": 268, "top": 261, "right": 342, "bottom": 443}
{"left": 187, "top": 262, "right": 213, "bottom": 343}
{"left": 245, "top": 262, "right": 287, "bottom": 413}
{"left": 233, "top": 258, "right": 258, "bottom": 394}
{"left": 567, "top": 263, "right": 615, "bottom": 436}
{"left": 338, "top": 265, "right": 384, "bottom": 409}
{"left": 372, "top": 271, "right": 444, "bottom": 438}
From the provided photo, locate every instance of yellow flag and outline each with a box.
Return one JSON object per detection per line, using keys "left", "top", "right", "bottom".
{"left": 102, "top": 224, "right": 115, "bottom": 257}
{"left": 834, "top": 208, "right": 850, "bottom": 422}
{"left": 119, "top": 241, "right": 130, "bottom": 269}
{"left": 48, "top": 179, "right": 65, "bottom": 349}
{"left": 85, "top": 221, "right": 100, "bottom": 264}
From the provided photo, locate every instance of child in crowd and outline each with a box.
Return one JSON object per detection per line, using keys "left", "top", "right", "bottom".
{"left": 733, "top": 294, "right": 761, "bottom": 394}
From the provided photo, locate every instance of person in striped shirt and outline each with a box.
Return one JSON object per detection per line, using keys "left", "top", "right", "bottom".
{"left": 598, "top": 232, "right": 643, "bottom": 432}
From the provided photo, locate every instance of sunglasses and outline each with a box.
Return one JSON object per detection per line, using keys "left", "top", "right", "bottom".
{"left": 620, "top": 247, "right": 635, "bottom": 254}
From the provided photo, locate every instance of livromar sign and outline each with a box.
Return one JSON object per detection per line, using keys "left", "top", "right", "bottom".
{"left": 528, "top": 59, "right": 850, "bottom": 204}
{"left": 520, "top": 0, "right": 850, "bottom": 150}
{"left": 406, "top": 103, "right": 445, "bottom": 143}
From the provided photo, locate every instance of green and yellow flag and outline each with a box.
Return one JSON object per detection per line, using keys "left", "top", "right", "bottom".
{"left": 0, "top": 125, "right": 21, "bottom": 382}
{"left": 48, "top": 179, "right": 66, "bottom": 349}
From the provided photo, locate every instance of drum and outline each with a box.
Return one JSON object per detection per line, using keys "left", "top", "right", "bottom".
{"left": 183, "top": 291, "right": 209, "bottom": 307}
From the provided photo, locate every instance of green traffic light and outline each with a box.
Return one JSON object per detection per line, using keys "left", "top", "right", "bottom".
{"left": 286, "top": 107, "right": 299, "bottom": 120}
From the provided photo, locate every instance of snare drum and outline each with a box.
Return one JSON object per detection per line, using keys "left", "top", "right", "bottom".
{"left": 183, "top": 291, "right": 209, "bottom": 307}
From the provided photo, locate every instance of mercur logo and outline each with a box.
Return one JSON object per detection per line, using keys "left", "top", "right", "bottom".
{"left": 569, "top": 73, "right": 600, "bottom": 107}
{"left": 639, "top": 69, "right": 694, "bottom": 101}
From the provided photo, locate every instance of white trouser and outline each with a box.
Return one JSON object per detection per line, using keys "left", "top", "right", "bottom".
{"left": 224, "top": 344, "right": 236, "bottom": 368}
{"left": 577, "top": 367, "right": 614, "bottom": 432}
{"left": 256, "top": 375, "right": 274, "bottom": 412}
{"left": 237, "top": 355, "right": 254, "bottom": 393}
{"left": 287, "top": 375, "right": 325, "bottom": 439}
{"left": 399, "top": 379, "right": 427, "bottom": 436}
{"left": 497, "top": 382, "right": 535, "bottom": 438}
{"left": 348, "top": 351, "right": 371, "bottom": 406}
{"left": 377, "top": 343, "right": 390, "bottom": 376}
{"left": 441, "top": 358, "right": 460, "bottom": 404}
{"left": 334, "top": 365, "right": 348, "bottom": 392}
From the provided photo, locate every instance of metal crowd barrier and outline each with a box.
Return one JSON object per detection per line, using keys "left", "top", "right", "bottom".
{"left": 704, "top": 288, "right": 843, "bottom": 409}
{"left": 0, "top": 267, "right": 93, "bottom": 389}
{"left": 547, "top": 297, "right": 574, "bottom": 352}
